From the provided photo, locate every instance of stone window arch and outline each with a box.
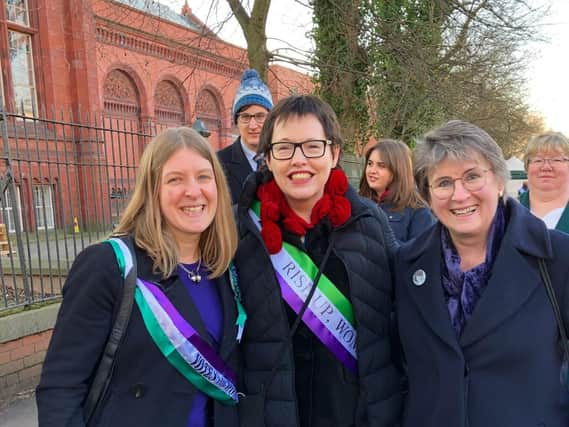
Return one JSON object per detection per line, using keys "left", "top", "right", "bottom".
{"left": 154, "top": 80, "right": 185, "bottom": 127}
{"left": 195, "top": 88, "right": 223, "bottom": 148}
{"left": 103, "top": 69, "right": 140, "bottom": 117}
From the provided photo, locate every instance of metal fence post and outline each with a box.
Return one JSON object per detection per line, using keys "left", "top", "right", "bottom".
{"left": 0, "top": 105, "right": 32, "bottom": 305}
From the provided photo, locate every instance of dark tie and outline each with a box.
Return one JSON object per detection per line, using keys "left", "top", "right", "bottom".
{"left": 253, "top": 154, "right": 265, "bottom": 171}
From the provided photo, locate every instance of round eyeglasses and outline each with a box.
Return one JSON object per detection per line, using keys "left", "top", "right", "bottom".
{"left": 269, "top": 139, "right": 332, "bottom": 160}
{"left": 429, "top": 168, "right": 490, "bottom": 200}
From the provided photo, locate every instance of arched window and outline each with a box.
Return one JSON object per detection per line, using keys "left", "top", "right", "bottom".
{"left": 154, "top": 80, "right": 185, "bottom": 129}
{"left": 103, "top": 69, "right": 140, "bottom": 117}
{"left": 101, "top": 69, "right": 141, "bottom": 226}
{"left": 195, "top": 88, "right": 222, "bottom": 148}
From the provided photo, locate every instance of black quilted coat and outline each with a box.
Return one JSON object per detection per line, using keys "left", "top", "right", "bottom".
{"left": 235, "top": 171, "right": 402, "bottom": 427}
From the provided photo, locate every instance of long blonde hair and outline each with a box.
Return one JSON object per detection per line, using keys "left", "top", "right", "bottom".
{"left": 113, "top": 127, "right": 237, "bottom": 278}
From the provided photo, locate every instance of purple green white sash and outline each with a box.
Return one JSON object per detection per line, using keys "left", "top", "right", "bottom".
{"left": 249, "top": 202, "right": 358, "bottom": 374}
{"left": 107, "top": 238, "right": 238, "bottom": 405}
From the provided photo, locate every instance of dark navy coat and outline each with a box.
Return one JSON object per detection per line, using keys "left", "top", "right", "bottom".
{"left": 218, "top": 137, "right": 254, "bottom": 204}
{"left": 378, "top": 203, "right": 435, "bottom": 243}
{"left": 394, "top": 198, "right": 569, "bottom": 427}
{"left": 36, "top": 241, "right": 240, "bottom": 427}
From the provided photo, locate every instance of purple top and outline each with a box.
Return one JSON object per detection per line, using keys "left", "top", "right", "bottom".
{"left": 441, "top": 201, "right": 506, "bottom": 337}
{"left": 177, "top": 262, "right": 223, "bottom": 427}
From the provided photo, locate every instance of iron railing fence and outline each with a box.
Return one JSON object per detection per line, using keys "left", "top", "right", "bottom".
{"left": 0, "top": 106, "right": 164, "bottom": 312}
{"left": 0, "top": 106, "right": 363, "bottom": 312}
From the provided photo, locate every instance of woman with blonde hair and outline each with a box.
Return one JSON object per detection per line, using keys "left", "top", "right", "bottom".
{"left": 360, "top": 139, "right": 434, "bottom": 242}
{"left": 521, "top": 131, "right": 569, "bottom": 233}
{"left": 37, "top": 127, "right": 242, "bottom": 427}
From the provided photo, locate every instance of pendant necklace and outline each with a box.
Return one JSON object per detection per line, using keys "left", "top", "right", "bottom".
{"left": 178, "top": 259, "right": 202, "bottom": 284}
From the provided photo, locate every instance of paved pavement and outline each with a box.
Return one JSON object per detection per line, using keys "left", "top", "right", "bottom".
{"left": 0, "top": 393, "right": 37, "bottom": 427}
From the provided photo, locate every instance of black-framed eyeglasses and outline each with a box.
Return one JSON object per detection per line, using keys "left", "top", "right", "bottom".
{"left": 237, "top": 112, "right": 267, "bottom": 124}
{"left": 269, "top": 139, "right": 332, "bottom": 160}
{"left": 429, "top": 168, "right": 490, "bottom": 200}
{"left": 527, "top": 156, "right": 569, "bottom": 167}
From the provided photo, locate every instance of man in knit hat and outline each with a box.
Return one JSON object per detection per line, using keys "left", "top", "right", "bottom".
{"left": 218, "top": 69, "right": 273, "bottom": 203}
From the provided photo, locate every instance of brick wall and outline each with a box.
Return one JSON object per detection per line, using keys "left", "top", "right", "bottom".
{"left": 0, "top": 304, "right": 59, "bottom": 408}
{"left": 0, "top": 330, "right": 52, "bottom": 407}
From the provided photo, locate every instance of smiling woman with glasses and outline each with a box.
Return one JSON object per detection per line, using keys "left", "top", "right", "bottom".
{"left": 269, "top": 139, "right": 332, "bottom": 159}
{"left": 232, "top": 95, "right": 402, "bottom": 427}
{"left": 393, "top": 120, "right": 569, "bottom": 427}
{"left": 521, "top": 132, "right": 569, "bottom": 233}
{"left": 429, "top": 168, "right": 490, "bottom": 200}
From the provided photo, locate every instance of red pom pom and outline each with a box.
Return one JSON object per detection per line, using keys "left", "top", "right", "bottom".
{"left": 282, "top": 217, "right": 307, "bottom": 235}
{"left": 257, "top": 180, "right": 281, "bottom": 203}
{"left": 311, "top": 194, "right": 332, "bottom": 225}
{"left": 256, "top": 184, "right": 268, "bottom": 201}
{"left": 329, "top": 195, "right": 351, "bottom": 227}
{"left": 261, "top": 201, "right": 280, "bottom": 222}
{"left": 325, "top": 169, "right": 348, "bottom": 196}
{"left": 261, "top": 221, "right": 283, "bottom": 254}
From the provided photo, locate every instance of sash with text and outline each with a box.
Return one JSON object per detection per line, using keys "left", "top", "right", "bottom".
{"left": 107, "top": 238, "right": 239, "bottom": 405}
{"left": 249, "top": 202, "right": 358, "bottom": 374}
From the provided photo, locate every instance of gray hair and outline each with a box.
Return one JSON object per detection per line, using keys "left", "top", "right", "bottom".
{"left": 414, "top": 120, "right": 509, "bottom": 203}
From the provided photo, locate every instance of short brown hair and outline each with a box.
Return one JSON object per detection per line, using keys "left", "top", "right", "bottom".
{"left": 258, "top": 95, "right": 343, "bottom": 157}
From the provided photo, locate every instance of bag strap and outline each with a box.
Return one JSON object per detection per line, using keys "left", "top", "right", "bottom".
{"left": 259, "top": 234, "right": 336, "bottom": 395}
{"left": 538, "top": 257, "right": 569, "bottom": 362}
{"left": 84, "top": 236, "right": 138, "bottom": 424}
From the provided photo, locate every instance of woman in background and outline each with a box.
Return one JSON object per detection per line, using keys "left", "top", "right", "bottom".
{"left": 360, "top": 139, "right": 435, "bottom": 242}
{"left": 521, "top": 131, "right": 569, "bottom": 233}
{"left": 37, "top": 127, "right": 241, "bottom": 427}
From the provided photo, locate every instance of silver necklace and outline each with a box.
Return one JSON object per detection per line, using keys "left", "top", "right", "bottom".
{"left": 178, "top": 259, "right": 202, "bottom": 283}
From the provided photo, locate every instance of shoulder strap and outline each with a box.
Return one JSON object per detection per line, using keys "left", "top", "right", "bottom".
{"left": 84, "top": 236, "right": 138, "bottom": 425}
{"left": 538, "top": 258, "right": 569, "bottom": 363}
{"left": 260, "top": 234, "right": 336, "bottom": 394}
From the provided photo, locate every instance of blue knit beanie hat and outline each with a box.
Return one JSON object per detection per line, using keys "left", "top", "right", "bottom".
{"left": 232, "top": 69, "right": 273, "bottom": 123}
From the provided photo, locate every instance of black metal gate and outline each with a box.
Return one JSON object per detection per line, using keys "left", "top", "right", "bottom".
{"left": 0, "top": 106, "right": 155, "bottom": 311}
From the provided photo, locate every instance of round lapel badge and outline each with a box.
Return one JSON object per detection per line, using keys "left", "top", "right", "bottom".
{"left": 412, "top": 269, "right": 426, "bottom": 287}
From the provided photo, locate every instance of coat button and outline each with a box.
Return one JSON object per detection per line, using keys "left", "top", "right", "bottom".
{"left": 130, "top": 383, "right": 146, "bottom": 399}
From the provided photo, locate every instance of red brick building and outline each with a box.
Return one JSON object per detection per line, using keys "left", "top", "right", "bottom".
{"left": 0, "top": 0, "right": 313, "bottom": 231}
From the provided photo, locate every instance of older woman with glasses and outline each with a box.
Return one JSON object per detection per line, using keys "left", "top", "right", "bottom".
{"left": 394, "top": 120, "right": 569, "bottom": 427}
{"left": 521, "top": 132, "right": 569, "bottom": 233}
{"left": 234, "top": 95, "right": 402, "bottom": 427}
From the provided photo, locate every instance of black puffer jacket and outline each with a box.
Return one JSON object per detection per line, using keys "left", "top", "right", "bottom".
{"left": 235, "top": 171, "right": 402, "bottom": 427}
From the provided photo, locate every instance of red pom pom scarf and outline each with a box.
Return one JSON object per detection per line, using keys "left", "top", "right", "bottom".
{"left": 256, "top": 169, "right": 351, "bottom": 254}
